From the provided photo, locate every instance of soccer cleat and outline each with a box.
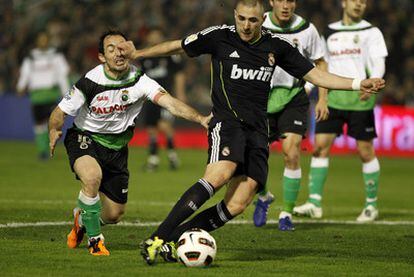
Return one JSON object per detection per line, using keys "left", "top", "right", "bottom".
{"left": 144, "top": 155, "right": 160, "bottom": 172}
{"left": 293, "top": 202, "right": 323, "bottom": 219}
{"left": 88, "top": 237, "right": 110, "bottom": 256}
{"left": 253, "top": 192, "right": 275, "bottom": 227}
{"left": 356, "top": 205, "right": 379, "bottom": 223}
{"left": 160, "top": 241, "right": 178, "bottom": 262}
{"left": 67, "top": 208, "right": 86, "bottom": 248}
{"left": 168, "top": 151, "right": 180, "bottom": 170}
{"left": 278, "top": 211, "right": 295, "bottom": 231}
{"left": 140, "top": 237, "right": 164, "bottom": 265}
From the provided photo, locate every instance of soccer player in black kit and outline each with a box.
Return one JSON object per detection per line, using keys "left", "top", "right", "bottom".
{"left": 119, "top": 0, "right": 385, "bottom": 265}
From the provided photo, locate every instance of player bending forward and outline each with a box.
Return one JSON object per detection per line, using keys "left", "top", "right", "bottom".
{"left": 48, "top": 31, "right": 210, "bottom": 256}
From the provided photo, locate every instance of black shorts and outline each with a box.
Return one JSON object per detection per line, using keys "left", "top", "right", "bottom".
{"left": 64, "top": 127, "right": 130, "bottom": 204}
{"left": 207, "top": 117, "right": 269, "bottom": 190}
{"left": 268, "top": 91, "right": 309, "bottom": 142}
{"left": 143, "top": 101, "right": 174, "bottom": 127}
{"left": 315, "top": 107, "right": 377, "bottom": 140}
{"left": 32, "top": 103, "right": 56, "bottom": 124}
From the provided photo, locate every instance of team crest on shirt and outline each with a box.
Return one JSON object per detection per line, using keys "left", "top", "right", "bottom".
{"left": 268, "top": 53, "right": 275, "bottom": 66}
{"left": 292, "top": 38, "right": 299, "bottom": 47}
{"left": 184, "top": 34, "right": 198, "bottom": 45}
{"left": 221, "top": 146, "right": 230, "bottom": 157}
{"left": 353, "top": 34, "right": 360, "bottom": 44}
{"left": 121, "top": 90, "right": 129, "bottom": 102}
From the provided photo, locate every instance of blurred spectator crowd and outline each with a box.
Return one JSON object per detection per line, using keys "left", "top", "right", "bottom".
{"left": 1, "top": 0, "right": 413, "bottom": 108}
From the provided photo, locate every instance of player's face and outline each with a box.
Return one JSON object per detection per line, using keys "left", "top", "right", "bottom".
{"left": 234, "top": 3, "right": 264, "bottom": 43}
{"left": 99, "top": 35, "right": 130, "bottom": 73}
{"left": 270, "top": 0, "right": 296, "bottom": 24}
{"left": 343, "top": 0, "right": 367, "bottom": 21}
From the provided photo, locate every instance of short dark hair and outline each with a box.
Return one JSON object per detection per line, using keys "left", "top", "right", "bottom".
{"left": 234, "top": 0, "right": 264, "bottom": 9}
{"left": 99, "top": 30, "right": 128, "bottom": 54}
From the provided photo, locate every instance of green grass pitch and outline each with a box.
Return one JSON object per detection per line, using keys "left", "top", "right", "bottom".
{"left": 0, "top": 141, "right": 413, "bottom": 276}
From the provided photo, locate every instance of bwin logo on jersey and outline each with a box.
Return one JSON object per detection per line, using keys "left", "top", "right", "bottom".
{"left": 230, "top": 64, "right": 273, "bottom": 82}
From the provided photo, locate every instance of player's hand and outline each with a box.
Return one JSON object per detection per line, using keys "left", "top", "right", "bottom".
{"left": 49, "top": 129, "right": 62, "bottom": 157}
{"left": 117, "top": 41, "right": 137, "bottom": 60}
{"left": 200, "top": 113, "right": 213, "bottom": 129}
{"left": 315, "top": 99, "right": 329, "bottom": 122}
{"left": 360, "top": 78, "right": 385, "bottom": 95}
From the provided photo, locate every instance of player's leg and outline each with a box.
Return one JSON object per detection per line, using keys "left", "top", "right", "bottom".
{"left": 159, "top": 109, "right": 179, "bottom": 170}
{"left": 64, "top": 128, "right": 108, "bottom": 255}
{"left": 99, "top": 192, "right": 125, "bottom": 224}
{"left": 278, "top": 132, "right": 303, "bottom": 231}
{"left": 141, "top": 118, "right": 243, "bottom": 265}
{"left": 32, "top": 103, "right": 54, "bottom": 160}
{"left": 349, "top": 109, "right": 380, "bottom": 222}
{"left": 294, "top": 107, "right": 343, "bottom": 218}
{"left": 144, "top": 102, "right": 161, "bottom": 171}
{"left": 167, "top": 175, "right": 257, "bottom": 242}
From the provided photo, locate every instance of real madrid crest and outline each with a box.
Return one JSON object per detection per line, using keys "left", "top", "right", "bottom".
{"left": 268, "top": 53, "right": 275, "bottom": 66}
{"left": 292, "top": 38, "right": 299, "bottom": 47}
{"left": 221, "top": 146, "right": 230, "bottom": 157}
{"left": 121, "top": 90, "right": 129, "bottom": 102}
{"left": 353, "top": 34, "right": 360, "bottom": 44}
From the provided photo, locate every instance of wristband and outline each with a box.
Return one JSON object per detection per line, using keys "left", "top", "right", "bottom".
{"left": 352, "top": 78, "right": 362, "bottom": 91}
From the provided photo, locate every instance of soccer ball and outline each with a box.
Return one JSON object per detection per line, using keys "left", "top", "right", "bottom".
{"left": 176, "top": 228, "right": 216, "bottom": 267}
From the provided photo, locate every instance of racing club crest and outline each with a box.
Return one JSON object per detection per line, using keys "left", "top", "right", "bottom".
{"left": 121, "top": 90, "right": 129, "bottom": 102}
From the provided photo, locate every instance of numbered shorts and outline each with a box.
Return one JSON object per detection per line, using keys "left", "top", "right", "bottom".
{"left": 315, "top": 107, "right": 377, "bottom": 140}
{"left": 268, "top": 91, "right": 309, "bottom": 143}
{"left": 143, "top": 101, "right": 174, "bottom": 127}
{"left": 207, "top": 117, "right": 269, "bottom": 191}
{"left": 64, "top": 127, "right": 129, "bottom": 204}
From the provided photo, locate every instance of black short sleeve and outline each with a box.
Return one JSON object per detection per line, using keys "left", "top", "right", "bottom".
{"left": 181, "top": 25, "right": 226, "bottom": 57}
{"left": 275, "top": 37, "right": 314, "bottom": 79}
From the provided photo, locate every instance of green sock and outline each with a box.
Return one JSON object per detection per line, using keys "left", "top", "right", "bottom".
{"left": 78, "top": 192, "right": 102, "bottom": 238}
{"left": 308, "top": 157, "right": 329, "bottom": 207}
{"left": 362, "top": 158, "right": 380, "bottom": 208}
{"left": 34, "top": 124, "right": 49, "bottom": 155}
{"left": 283, "top": 168, "right": 301, "bottom": 213}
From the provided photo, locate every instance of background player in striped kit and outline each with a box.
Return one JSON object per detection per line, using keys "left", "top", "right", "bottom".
{"left": 252, "top": 0, "right": 330, "bottom": 231}
{"left": 17, "top": 32, "right": 69, "bottom": 160}
{"left": 48, "top": 31, "right": 210, "bottom": 256}
{"left": 294, "top": 0, "right": 388, "bottom": 222}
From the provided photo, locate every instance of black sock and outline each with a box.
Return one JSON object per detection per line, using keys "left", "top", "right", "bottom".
{"left": 168, "top": 200, "right": 234, "bottom": 242}
{"left": 149, "top": 135, "right": 158, "bottom": 155}
{"left": 167, "top": 136, "right": 174, "bottom": 150}
{"left": 152, "top": 179, "right": 215, "bottom": 240}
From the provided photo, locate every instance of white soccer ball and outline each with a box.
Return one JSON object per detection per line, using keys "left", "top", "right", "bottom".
{"left": 176, "top": 228, "right": 217, "bottom": 267}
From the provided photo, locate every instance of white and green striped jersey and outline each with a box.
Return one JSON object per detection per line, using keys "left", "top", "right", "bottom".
{"left": 263, "top": 13, "right": 325, "bottom": 113}
{"left": 58, "top": 64, "right": 162, "bottom": 150}
{"left": 17, "top": 48, "right": 69, "bottom": 104}
{"left": 324, "top": 20, "right": 388, "bottom": 111}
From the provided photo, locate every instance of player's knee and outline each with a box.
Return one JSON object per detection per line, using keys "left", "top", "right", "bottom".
{"left": 102, "top": 209, "right": 124, "bottom": 224}
{"left": 284, "top": 151, "right": 300, "bottom": 168}
{"left": 226, "top": 201, "right": 248, "bottom": 217}
{"left": 82, "top": 174, "right": 102, "bottom": 190}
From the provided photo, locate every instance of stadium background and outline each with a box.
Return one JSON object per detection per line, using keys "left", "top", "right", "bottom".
{"left": 1, "top": 0, "right": 414, "bottom": 156}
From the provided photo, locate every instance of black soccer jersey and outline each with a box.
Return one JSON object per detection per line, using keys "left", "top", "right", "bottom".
{"left": 140, "top": 55, "right": 184, "bottom": 92}
{"left": 181, "top": 25, "right": 314, "bottom": 132}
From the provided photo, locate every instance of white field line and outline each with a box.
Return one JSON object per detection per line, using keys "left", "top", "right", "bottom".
{"left": 1, "top": 199, "right": 413, "bottom": 215}
{"left": 1, "top": 219, "right": 414, "bottom": 229}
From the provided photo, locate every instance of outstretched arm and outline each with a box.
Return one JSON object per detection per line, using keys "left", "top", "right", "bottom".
{"left": 303, "top": 67, "right": 385, "bottom": 96}
{"left": 154, "top": 90, "right": 211, "bottom": 129}
{"left": 118, "top": 40, "right": 184, "bottom": 60}
{"left": 48, "top": 106, "right": 66, "bottom": 157}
